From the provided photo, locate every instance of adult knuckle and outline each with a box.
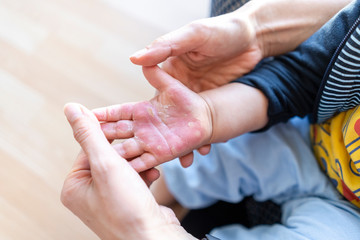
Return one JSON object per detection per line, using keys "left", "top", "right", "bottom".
{"left": 60, "top": 185, "right": 75, "bottom": 208}
{"left": 73, "top": 124, "right": 90, "bottom": 144}
{"left": 189, "top": 20, "right": 210, "bottom": 35}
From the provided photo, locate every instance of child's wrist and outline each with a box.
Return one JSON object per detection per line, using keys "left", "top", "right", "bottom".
{"left": 198, "top": 92, "right": 216, "bottom": 144}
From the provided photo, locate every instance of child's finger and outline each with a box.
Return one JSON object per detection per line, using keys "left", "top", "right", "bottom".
{"left": 179, "top": 152, "right": 194, "bottom": 168}
{"left": 112, "top": 138, "right": 145, "bottom": 160}
{"left": 129, "top": 153, "right": 159, "bottom": 173}
{"left": 140, "top": 168, "right": 160, "bottom": 187}
{"left": 100, "top": 121, "right": 134, "bottom": 139}
{"left": 197, "top": 144, "right": 212, "bottom": 155}
{"left": 142, "top": 65, "right": 184, "bottom": 93}
{"left": 92, "top": 102, "right": 137, "bottom": 122}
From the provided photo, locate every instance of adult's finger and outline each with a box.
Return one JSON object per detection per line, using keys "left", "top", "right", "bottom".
{"left": 64, "top": 103, "right": 118, "bottom": 164}
{"left": 130, "top": 21, "right": 208, "bottom": 66}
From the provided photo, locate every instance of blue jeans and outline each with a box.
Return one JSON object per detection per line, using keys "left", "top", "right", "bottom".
{"left": 162, "top": 117, "right": 360, "bottom": 239}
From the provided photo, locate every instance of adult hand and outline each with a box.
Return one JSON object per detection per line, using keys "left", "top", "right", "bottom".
{"left": 93, "top": 66, "right": 213, "bottom": 172}
{"left": 61, "top": 103, "right": 195, "bottom": 240}
{"left": 130, "top": 0, "right": 351, "bottom": 93}
{"left": 130, "top": 12, "right": 261, "bottom": 92}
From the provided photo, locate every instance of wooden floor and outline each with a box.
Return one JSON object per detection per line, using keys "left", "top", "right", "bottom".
{"left": 0, "top": 0, "right": 208, "bottom": 239}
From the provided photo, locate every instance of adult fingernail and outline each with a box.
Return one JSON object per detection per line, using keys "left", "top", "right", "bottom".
{"left": 130, "top": 48, "right": 148, "bottom": 58}
{"left": 64, "top": 103, "right": 83, "bottom": 123}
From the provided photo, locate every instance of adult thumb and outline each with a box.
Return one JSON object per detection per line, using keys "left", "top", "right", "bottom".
{"left": 130, "top": 23, "right": 202, "bottom": 66}
{"left": 64, "top": 103, "right": 114, "bottom": 158}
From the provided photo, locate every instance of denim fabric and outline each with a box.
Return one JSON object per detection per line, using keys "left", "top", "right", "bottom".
{"left": 162, "top": 117, "right": 360, "bottom": 239}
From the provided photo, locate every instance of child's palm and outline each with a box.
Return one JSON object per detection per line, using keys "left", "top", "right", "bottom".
{"left": 93, "top": 66, "right": 212, "bottom": 172}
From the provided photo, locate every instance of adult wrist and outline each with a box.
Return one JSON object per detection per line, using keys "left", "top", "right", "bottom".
{"left": 132, "top": 206, "right": 197, "bottom": 240}
{"left": 231, "top": 0, "right": 266, "bottom": 58}
{"left": 144, "top": 223, "right": 197, "bottom": 240}
{"left": 238, "top": 0, "right": 300, "bottom": 58}
{"left": 237, "top": 0, "right": 351, "bottom": 58}
{"left": 226, "top": 4, "right": 262, "bottom": 59}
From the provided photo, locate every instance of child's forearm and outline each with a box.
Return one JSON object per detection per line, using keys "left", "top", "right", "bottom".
{"left": 150, "top": 169, "right": 189, "bottom": 221}
{"left": 200, "top": 83, "right": 268, "bottom": 143}
{"left": 151, "top": 168, "right": 177, "bottom": 206}
{"left": 238, "top": 0, "right": 352, "bottom": 58}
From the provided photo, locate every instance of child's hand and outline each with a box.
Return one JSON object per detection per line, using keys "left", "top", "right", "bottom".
{"left": 93, "top": 66, "right": 213, "bottom": 172}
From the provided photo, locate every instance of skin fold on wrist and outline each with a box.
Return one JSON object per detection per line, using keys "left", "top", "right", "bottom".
{"left": 236, "top": 0, "right": 352, "bottom": 58}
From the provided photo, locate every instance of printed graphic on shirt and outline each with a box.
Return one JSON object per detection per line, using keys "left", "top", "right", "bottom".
{"left": 312, "top": 106, "right": 360, "bottom": 208}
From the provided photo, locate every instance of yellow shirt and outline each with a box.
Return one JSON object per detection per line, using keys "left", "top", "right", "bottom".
{"left": 311, "top": 106, "right": 360, "bottom": 208}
